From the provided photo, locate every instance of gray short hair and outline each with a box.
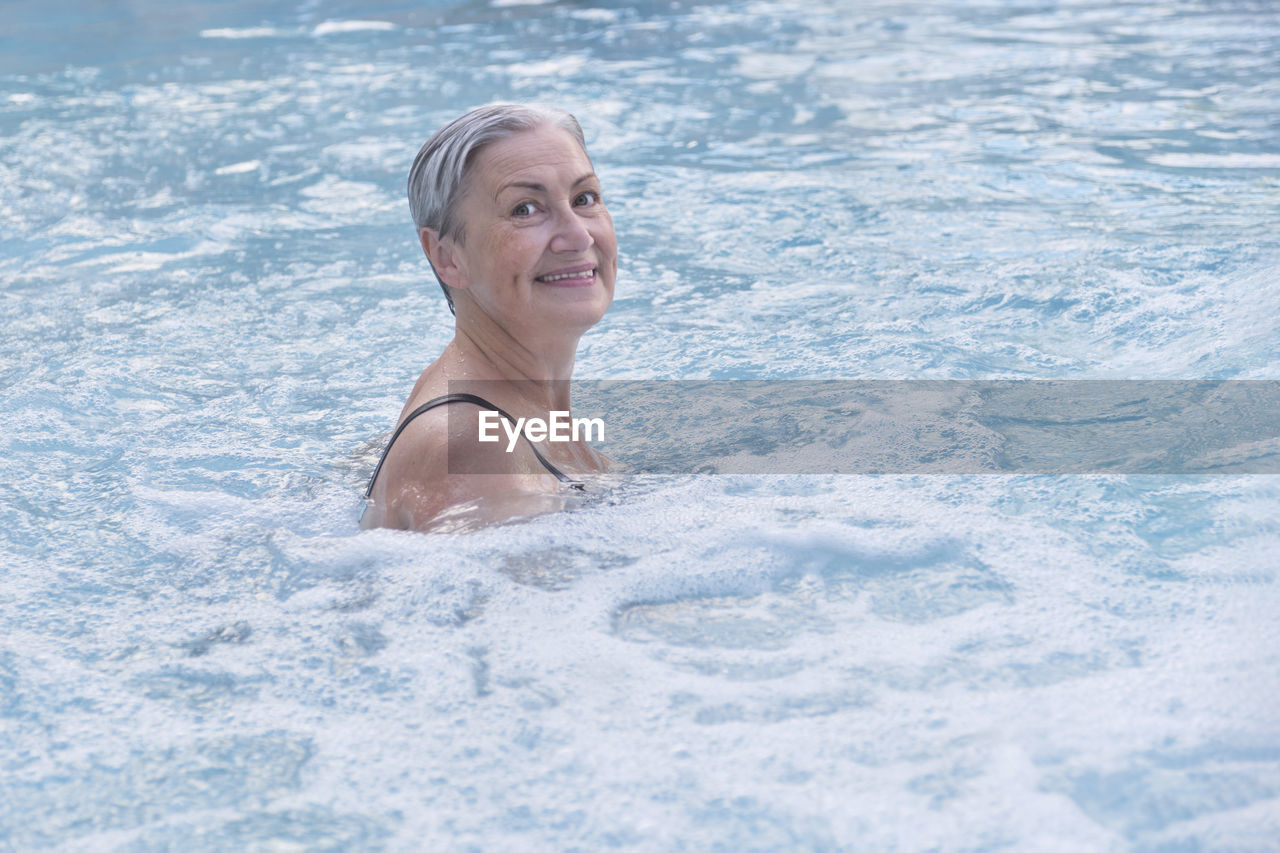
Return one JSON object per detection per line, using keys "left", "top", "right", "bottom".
{"left": 407, "top": 103, "right": 588, "bottom": 313}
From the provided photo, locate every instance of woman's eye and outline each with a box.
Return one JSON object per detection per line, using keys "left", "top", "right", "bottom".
{"left": 511, "top": 202, "right": 535, "bottom": 216}
{"left": 574, "top": 191, "right": 599, "bottom": 206}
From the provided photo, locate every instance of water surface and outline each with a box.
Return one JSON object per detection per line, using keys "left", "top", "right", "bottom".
{"left": 2, "top": 0, "right": 1279, "bottom": 848}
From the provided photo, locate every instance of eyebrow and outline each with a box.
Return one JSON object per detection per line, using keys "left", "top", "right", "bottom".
{"left": 494, "top": 172, "right": 598, "bottom": 200}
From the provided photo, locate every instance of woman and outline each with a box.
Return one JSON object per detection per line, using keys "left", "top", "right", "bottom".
{"left": 362, "top": 104, "right": 617, "bottom": 532}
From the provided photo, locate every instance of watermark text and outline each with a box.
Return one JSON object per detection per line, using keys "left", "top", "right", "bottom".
{"left": 477, "top": 410, "right": 605, "bottom": 452}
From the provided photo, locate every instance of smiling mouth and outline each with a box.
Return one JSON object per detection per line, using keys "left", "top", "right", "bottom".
{"left": 536, "top": 268, "right": 595, "bottom": 284}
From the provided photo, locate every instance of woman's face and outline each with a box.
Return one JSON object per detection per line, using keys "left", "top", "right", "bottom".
{"left": 443, "top": 124, "right": 617, "bottom": 334}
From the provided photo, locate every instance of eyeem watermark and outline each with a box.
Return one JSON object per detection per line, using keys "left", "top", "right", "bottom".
{"left": 478, "top": 410, "right": 605, "bottom": 452}
{"left": 451, "top": 380, "right": 1280, "bottom": 474}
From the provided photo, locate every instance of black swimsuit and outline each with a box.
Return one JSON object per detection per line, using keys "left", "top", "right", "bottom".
{"left": 364, "top": 392, "right": 582, "bottom": 499}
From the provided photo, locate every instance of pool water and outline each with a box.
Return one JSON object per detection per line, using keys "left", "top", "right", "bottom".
{"left": 3, "top": 0, "right": 1279, "bottom": 848}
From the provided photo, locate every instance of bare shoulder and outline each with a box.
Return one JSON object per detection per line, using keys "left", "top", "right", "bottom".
{"left": 364, "top": 399, "right": 558, "bottom": 531}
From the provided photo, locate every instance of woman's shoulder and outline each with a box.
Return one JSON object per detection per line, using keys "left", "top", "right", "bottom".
{"left": 366, "top": 392, "right": 558, "bottom": 530}
{"left": 384, "top": 393, "right": 523, "bottom": 480}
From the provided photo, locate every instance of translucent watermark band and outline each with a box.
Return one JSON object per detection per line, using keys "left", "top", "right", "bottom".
{"left": 446, "top": 380, "right": 1280, "bottom": 475}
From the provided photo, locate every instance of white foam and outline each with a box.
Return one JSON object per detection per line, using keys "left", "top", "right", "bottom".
{"left": 200, "top": 27, "right": 285, "bottom": 39}
{"left": 213, "top": 159, "right": 261, "bottom": 176}
{"left": 1149, "top": 153, "right": 1280, "bottom": 168}
{"left": 312, "top": 20, "right": 396, "bottom": 35}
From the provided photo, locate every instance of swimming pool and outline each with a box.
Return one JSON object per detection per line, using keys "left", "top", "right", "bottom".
{"left": 2, "top": 0, "right": 1278, "bottom": 847}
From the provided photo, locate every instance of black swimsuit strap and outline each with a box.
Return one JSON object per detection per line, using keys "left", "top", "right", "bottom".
{"left": 364, "top": 392, "right": 578, "bottom": 498}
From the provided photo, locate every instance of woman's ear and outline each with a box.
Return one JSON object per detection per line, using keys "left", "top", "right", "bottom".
{"left": 420, "top": 227, "right": 468, "bottom": 289}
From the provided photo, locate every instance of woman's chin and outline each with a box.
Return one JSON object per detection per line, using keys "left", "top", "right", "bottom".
{"left": 535, "top": 287, "right": 612, "bottom": 327}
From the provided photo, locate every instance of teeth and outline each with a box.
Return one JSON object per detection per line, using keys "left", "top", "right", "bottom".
{"left": 539, "top": 269, "right": 593, "bottom": 282}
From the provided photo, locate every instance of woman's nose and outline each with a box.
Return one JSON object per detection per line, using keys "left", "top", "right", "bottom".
{"left": 550, "top": 206, "right": 594, "bottom": 253}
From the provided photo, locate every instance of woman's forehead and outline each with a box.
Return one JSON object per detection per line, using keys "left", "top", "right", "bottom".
{"left": 471, "top": 126, "right": 593, "bottom": 190}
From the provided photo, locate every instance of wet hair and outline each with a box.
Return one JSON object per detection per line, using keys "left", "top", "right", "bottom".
{"left": 407, "top": 103, "right": 588, "bottom": 314}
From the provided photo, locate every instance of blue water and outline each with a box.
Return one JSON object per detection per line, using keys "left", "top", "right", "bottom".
{"left": 3, "top": 0, "right": 1279, "bottom": 848}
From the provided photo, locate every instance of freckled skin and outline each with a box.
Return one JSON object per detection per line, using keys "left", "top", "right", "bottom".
{"left": 441, "top": 125, "right": 617, "bottom": 339}
{"left": 363, "top": 124, "right": 617, "bottom": 532}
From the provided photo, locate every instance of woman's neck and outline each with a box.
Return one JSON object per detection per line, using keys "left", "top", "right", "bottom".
{"left": 445, "top": 323, "right": 579, "bottom": 411}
